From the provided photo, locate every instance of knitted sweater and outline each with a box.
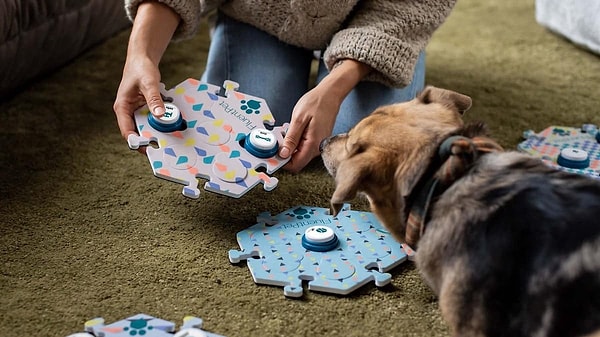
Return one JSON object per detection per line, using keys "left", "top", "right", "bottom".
{"left": 124, "top": 0, "right": 457, "bottom": 87}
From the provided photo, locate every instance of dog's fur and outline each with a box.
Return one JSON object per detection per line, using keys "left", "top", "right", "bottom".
{"left": 320, "top": 86, "right": 600, "bottom": 337}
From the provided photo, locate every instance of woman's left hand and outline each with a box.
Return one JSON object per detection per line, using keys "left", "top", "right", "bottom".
{"left": 279, "top": 84, "right": 341, "bottom": 173}
{"left": 279, "top": 59, "right": 372, "bottom": 172}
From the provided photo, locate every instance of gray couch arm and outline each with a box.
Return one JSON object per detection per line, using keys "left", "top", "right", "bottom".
{"left": 0, "top": 0, "right": 131, "bottom": 99}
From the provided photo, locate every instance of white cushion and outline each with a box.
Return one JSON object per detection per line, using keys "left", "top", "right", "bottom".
{"left": 536, "top": 0, "right": 600, "bottom": 54}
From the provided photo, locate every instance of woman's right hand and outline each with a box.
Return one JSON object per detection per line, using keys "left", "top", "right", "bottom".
{"left": 113, "top": 55, "right": 165, "bottom": 142}
{"left": 112, "top": 1, "right": 180, "bottom": 144}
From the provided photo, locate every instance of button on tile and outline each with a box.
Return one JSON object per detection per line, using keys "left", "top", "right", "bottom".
{"left": 557, "top": 147, "right": 590, "bottom": 169}
{"left": 302, "top": 226, "right": 339, "bottom": 252}
{"left": 244, "top": 128, "right": 279, "bottom": 158}
{"left": 148, "top": 102, "right": 185, "bottom": 132}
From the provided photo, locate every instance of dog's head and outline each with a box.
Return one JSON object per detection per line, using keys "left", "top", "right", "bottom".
{"left": 320, "top": 86, "right": 472, "bottom": 243}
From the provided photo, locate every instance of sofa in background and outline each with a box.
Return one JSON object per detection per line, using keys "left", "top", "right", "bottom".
{"left": 0, "top": 0, "right": 131, "bottom": 100}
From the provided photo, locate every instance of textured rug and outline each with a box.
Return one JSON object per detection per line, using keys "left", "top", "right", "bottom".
{"left": 1, "top": 0, "right": 599, "bottom": 336}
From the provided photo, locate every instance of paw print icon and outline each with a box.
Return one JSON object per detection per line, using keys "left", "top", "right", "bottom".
{"left": 240, "top": 99, "right": 261, "bottom": 114}
{"left": 287, "top": 207, "right": 315, "bottom": 219}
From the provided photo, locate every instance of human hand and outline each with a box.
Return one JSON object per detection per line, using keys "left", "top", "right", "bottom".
{"left": 112, "top": 1, "right": 180, "bottom": 151}
{"left": 279, "top": 85, "right": 341, "bottom": 173}
{"left": 113, "top": 56, "right": 166, "bottom": 146}
{"left": 279, "top": 59, "right": 372, "bottom": 172}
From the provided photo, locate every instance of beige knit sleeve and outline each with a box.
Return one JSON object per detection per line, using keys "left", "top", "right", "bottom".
{"left": 323, "top": 0, "right": 457, "bottom": 88}
{"left": 124, "top": 0, "right": 220, "bottom": 40}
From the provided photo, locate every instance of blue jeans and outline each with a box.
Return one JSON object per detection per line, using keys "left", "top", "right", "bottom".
{"left": 201, "top": 12, "right": 426, "bottom": 135}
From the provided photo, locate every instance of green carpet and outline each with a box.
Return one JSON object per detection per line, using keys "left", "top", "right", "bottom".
{"left": 1, "top": 0, "right": 599, "bottom": 336}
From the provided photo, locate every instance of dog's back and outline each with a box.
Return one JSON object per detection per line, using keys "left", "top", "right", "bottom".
{"left": 419, "top": 152, "right": 600, "bottom": 337}
{"left": 320, "top": 86, "right": 600, "bottom": 337}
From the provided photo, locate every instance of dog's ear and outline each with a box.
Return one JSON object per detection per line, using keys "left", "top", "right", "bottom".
{"left": 417, "top": 86, "right": 472, "bottom": 115}
{"left": 330, "top": 156, "right": 371, "bottom": 216}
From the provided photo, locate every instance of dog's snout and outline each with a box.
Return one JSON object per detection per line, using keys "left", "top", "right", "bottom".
{"left": 319, "top": 137, "right": 330, "bottom": 153}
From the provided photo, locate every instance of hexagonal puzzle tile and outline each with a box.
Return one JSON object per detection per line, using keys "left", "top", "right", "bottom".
{"left": 66, "top": 313, "right": 224, "bottom": 337}
{"left": 127, "top": 79, "right": 290, "bottom": 198}
{"left": 518, "top": 124, "right": 600, "bottom": 179}
{"left": 229, "top": 205, "right": 413, "bottom": 297}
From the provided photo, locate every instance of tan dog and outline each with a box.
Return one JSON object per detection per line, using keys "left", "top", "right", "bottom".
{"left": 320, "top": 86, "right": 600, "bottom": 337}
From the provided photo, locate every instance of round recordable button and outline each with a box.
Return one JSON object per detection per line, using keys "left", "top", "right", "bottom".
{"left": 557, "top": 147, "right": 590, "bottom": 169}
{"left": 148, "top": 102, "right": 185, "bottom": 132}
{"left": 301, "top": 226, "right": 339, "bottom": 252}
{"left": 244, "top": 128, "right": 279, "bottom": 158}
{"left": 305, "top": 226, "right": 335, "bottom": 243}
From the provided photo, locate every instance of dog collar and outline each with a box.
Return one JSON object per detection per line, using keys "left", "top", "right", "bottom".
{"left": 404, "top": 135, "right": 503, "bottom": 249}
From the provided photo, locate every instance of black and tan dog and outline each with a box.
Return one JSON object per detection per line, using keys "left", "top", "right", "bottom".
{"left": 320, "top": 86, "right": 600, "bottom": 337}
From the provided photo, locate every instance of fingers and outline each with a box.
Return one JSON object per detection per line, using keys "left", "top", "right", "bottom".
{"left": 283, "top": 138, "right": 321, "bottom": 173}
{"left": 113, "top": 100, "right": 147, "bottom": 155}
{"left": 139, "top": 69, "right": 165, "bottom": 117}
{"left": 113, "top": 86, "right": 145, "bottom": 140}
{"left": 280, "top": 118, "right": 306, "bottom": 172}
{"left": 140, "top": 79, "right": 165, "bottom": 117}
{"left": 279, "top": 115, "right": 307, "bottom": 159}
{"left": 280, "top": 94, "right": 336, "bottom": 172}
{"left": 280, "top": 121, "right": 320, "bottom": 172}
{"left": 279, "top": 132, "right": 297, "bottom": 160}
{"left": 114, "top": 101, "right": 139, "bottom": 140}
{"left": 113, "top": 61, "right": 163, "bottom": 142}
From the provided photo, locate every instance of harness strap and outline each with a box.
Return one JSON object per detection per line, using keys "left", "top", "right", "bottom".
{"left": 404, "top": 136, "right": 503, "bottom": 248}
